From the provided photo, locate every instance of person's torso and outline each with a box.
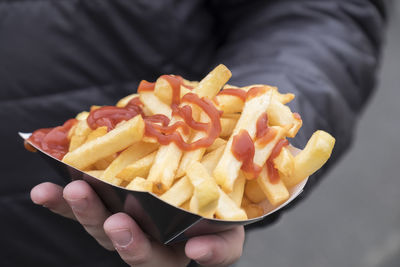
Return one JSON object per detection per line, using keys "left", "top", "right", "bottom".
{"left": 0, "top": 1, "right": 218, "bottom": 265}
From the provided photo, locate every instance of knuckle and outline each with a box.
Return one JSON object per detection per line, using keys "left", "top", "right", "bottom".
{"left": 80, "top": 220, "right": 103, "bottom": 229}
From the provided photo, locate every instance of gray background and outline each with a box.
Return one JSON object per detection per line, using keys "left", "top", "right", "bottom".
{"left": 238, "top": 2, "right": 400, "bottom": 267}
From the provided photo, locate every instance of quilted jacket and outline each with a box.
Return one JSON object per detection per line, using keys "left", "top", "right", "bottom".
{"left": 0, "top": 0, "right": 385, "bottom": 266}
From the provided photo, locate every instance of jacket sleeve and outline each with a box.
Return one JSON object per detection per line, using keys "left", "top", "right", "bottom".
{"left": 209, "top": 0, "right": 386, "bottom": 222}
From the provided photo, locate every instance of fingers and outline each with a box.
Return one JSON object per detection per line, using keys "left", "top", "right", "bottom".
{"left": 104, "top": 213, "right": 189, "bottom": 267}
{"left": 104, "top": 213, "right": 151, "bottom": 265}
{"left": 63, "top": 180, "right": 113, "bottom": 250}
{"left": 31, "top": 182, "right": 75, "bottom": 220}
{"left": 185, "top": 226, "right": 245, "bottom": 267}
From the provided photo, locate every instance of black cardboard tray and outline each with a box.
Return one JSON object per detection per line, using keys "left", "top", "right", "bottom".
{"left": 20, "top": 132, "right": 307, "bottom": 244}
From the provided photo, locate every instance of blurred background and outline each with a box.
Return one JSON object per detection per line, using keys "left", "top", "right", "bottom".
{"left": 238, "top": 2, "right": 400, "bottom": 267}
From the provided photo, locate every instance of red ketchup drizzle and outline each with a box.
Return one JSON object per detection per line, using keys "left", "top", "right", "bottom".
{"left": 255, "top": 112, "right": 277, "bottom": 146}
{"left": 86, "top": 98, "right": 144, "bottom": 131}
{"left": 28, "top": 119, "right": 77, "bottom": 160}
{"left": 231, "top": 130, "right": 262, "bottom": 179}
{"left": 246, "top": 87, "right": 268, "bottom": 101}
{"left": 218, "top": 88, "right": 247, "bottom": 102}
{"left": 129, "top": 96, "right": 143, "bottom": 107}
{"left": 137, "top": 80, "right": 155, "bottom": 92}
{"left": 144, "top": 93, "right": 221, "bottom": 150}
{"left": 266, "top": 139, "right": 289, "bottom": 184}
{"left": 160, "top": 75, "right": 183, "bottom": 107}
{"left": 27, "top": 75, "right": 223, "bottom": 159}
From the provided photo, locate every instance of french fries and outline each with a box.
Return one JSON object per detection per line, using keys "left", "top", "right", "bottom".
{"left": 147, "top": 64, "right": 231, "bottom": 192}
{"left": 116, "top": 151, "right": 157, "bottom": 181}
{"left": 100, "top": 142, "right": 158, "bottom": 185}
{"left": 187, "top": 162, "right": 220, "bottom": 218}
{"left": 62, "top": 115, "right": 144, "bottom": 170}
{"left": 281, "top": 130, "right": 335, "bottom": 187}
{"left": 214, "top": 87, "right": 274, "bottom": 193}
{"left": 28, "top": 64, "right": 335, "bottom": 221}
{"left": 126, "top": 177, "right": 153, "bottom": 192}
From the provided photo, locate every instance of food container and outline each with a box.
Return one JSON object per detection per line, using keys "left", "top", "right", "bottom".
{"left": 20, "top": 132, "right": 308, "bottom": 244}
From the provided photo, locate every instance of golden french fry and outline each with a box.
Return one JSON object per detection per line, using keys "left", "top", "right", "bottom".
{"left": 253, "top": 126, "right": 289, "bottom": 167}
{"left": 282, "top": 130, "right": 335, "bottom": 187}
{"left": 183, "top": 79, "right": 199, "bottom": 88}
{"left": 244, "top": 179, "right": 266, "bottom": 203}
{"left": 153, "top": 76, "right": 191, "bottom": 105}
{"left": 116, "top": 93, "right": 139, "bottom": 107}
{"left": 223, "top": 84, "right": 239, "bottom": 89}
{"left": 274, "top": 92, "right": 295, "bottom": 104}
{"left": 193, "top": 64, "right": 231, "bottom": 98}
{"left": 215, "top": 188, "right": 247, "bottom": 220}
{"left": 180, "top": 200, "right": 191, "bottom": 211}
{"left": 126, "top": 177, "right": 153, "bottom": 192}
{"left": 141, "top": 136, "right": 158, "bottom": 143}
{"left": 160, "top": 176, "right": 194, "bottom": 207}
{"left": 220, "top": 117, "right": 237, "bottom": 138}
{"left": 90, "top": 105, "right": 101, "bottom": 111}
{"left": 187, "top": 162, "right": 220, "bottom": 218}
{"left": 62, "top": 115, "right": 145, "bottom": 170}
{"left": 240, "top": 84, "right": 274, "bottom": 91}
{"left": 214, "top": 94, "right": 244, "bottom": 114}
{"left": 68, "top": 120, "right": 92, "bottom": 152}
{"left": 222, "top": 113, "right": 241, "bottom": 120}
{"left": 75, "top": 111, "right": 90, "bottom": 121}
{"left": 85, "top": 170, "right": 104, "bottom": 178}
{"left": 93, "top": 154, "right": 117, "bottom": 170}
{"left": 241, "top": 85, "right": 293, "bottom": 102}
{"left": 116, "top": 151, "right": 157, "bottom": 181}
{"left": 241, "top": 196, "right": 251, "bottom": 207}
{"left": 228, "top": 172, "right": 246, "bottom": 207}
{"left": 214, "top": 87, "right": 274, "bottom": 193}
{"left": 100, "top": 142, "right": 158, "bottom": 185}
{"left": 147, "top": 140, "right": 185, "bottom": 193}
{"left": 273, "top": 147, "right": 294, "bottom": 177}
{"left": 268, "top": 94, "right": 302, "bottom": 138}
{"left": 257, "top": 167, "right": 289, "bottom": 206}
{"left": 201, "top": 145, "right": 225, "bottom": 175}
{"left": 242, "top": 203, "right": 263, "bottom": 219}
{"left": 85, "top": 126, "right": 108, "bottom": 143}
{"left": 205, "top": 138, "right": 227, "bottom": 153}
{"left": 139, "top": 91, "right": 172, "bottom": 117}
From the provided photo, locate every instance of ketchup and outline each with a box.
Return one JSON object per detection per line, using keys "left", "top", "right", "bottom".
{"left": 218, "top": 88, "right": 247, "bottom": 102}
{"left": 129, "top": 96, "right": 143, "bottom": 107}
{"left": 231, "top": 130, "right": 262, "bottom": 179}
{"left": 246, "top": 87, "right": 268, "bottom": 101}
{"left": 265, "top": 139, "right": 289, "bottom": 184}
{"left": 255, "top": 112, "right": 277, "bottom": 146}
{"left": 27, "top": 74, "right": 224, "bottom": 160}
{"left": 144, "top": 93, "right": 221, "bottom": 150}
{"left": 86, "top": 98, "right": 143, "bottom": 131}
{"left": 28, "top": 119, "right": 77, "bottom": 160}
{"left": 137, "top": 80, "right": 155, "bottom": 92}
{"left": 160, "top": 75, "right": 183, "bottom": 107}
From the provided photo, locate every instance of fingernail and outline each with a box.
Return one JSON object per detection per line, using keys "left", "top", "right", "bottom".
{"left": 109, "top": 229, "right": 133, "bottom": 248}
{"left": 195, "top": 251, "right": 213, "bottom": 264}
{"left": 66, "top": 198, "right": 88, "bottom": 212}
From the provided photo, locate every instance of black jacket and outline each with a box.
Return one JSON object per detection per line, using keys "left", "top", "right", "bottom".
{"left": 0, "top": 0, "right": 385, "bottom": 266}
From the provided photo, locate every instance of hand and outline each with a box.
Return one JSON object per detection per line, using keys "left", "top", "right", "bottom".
{"left": 31, "top": 181, "right": 245, "bottom": 266}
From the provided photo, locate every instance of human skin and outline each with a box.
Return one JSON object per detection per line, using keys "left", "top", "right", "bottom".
{"left": 31, "top": 180, "right": 245, "bottom": 267}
